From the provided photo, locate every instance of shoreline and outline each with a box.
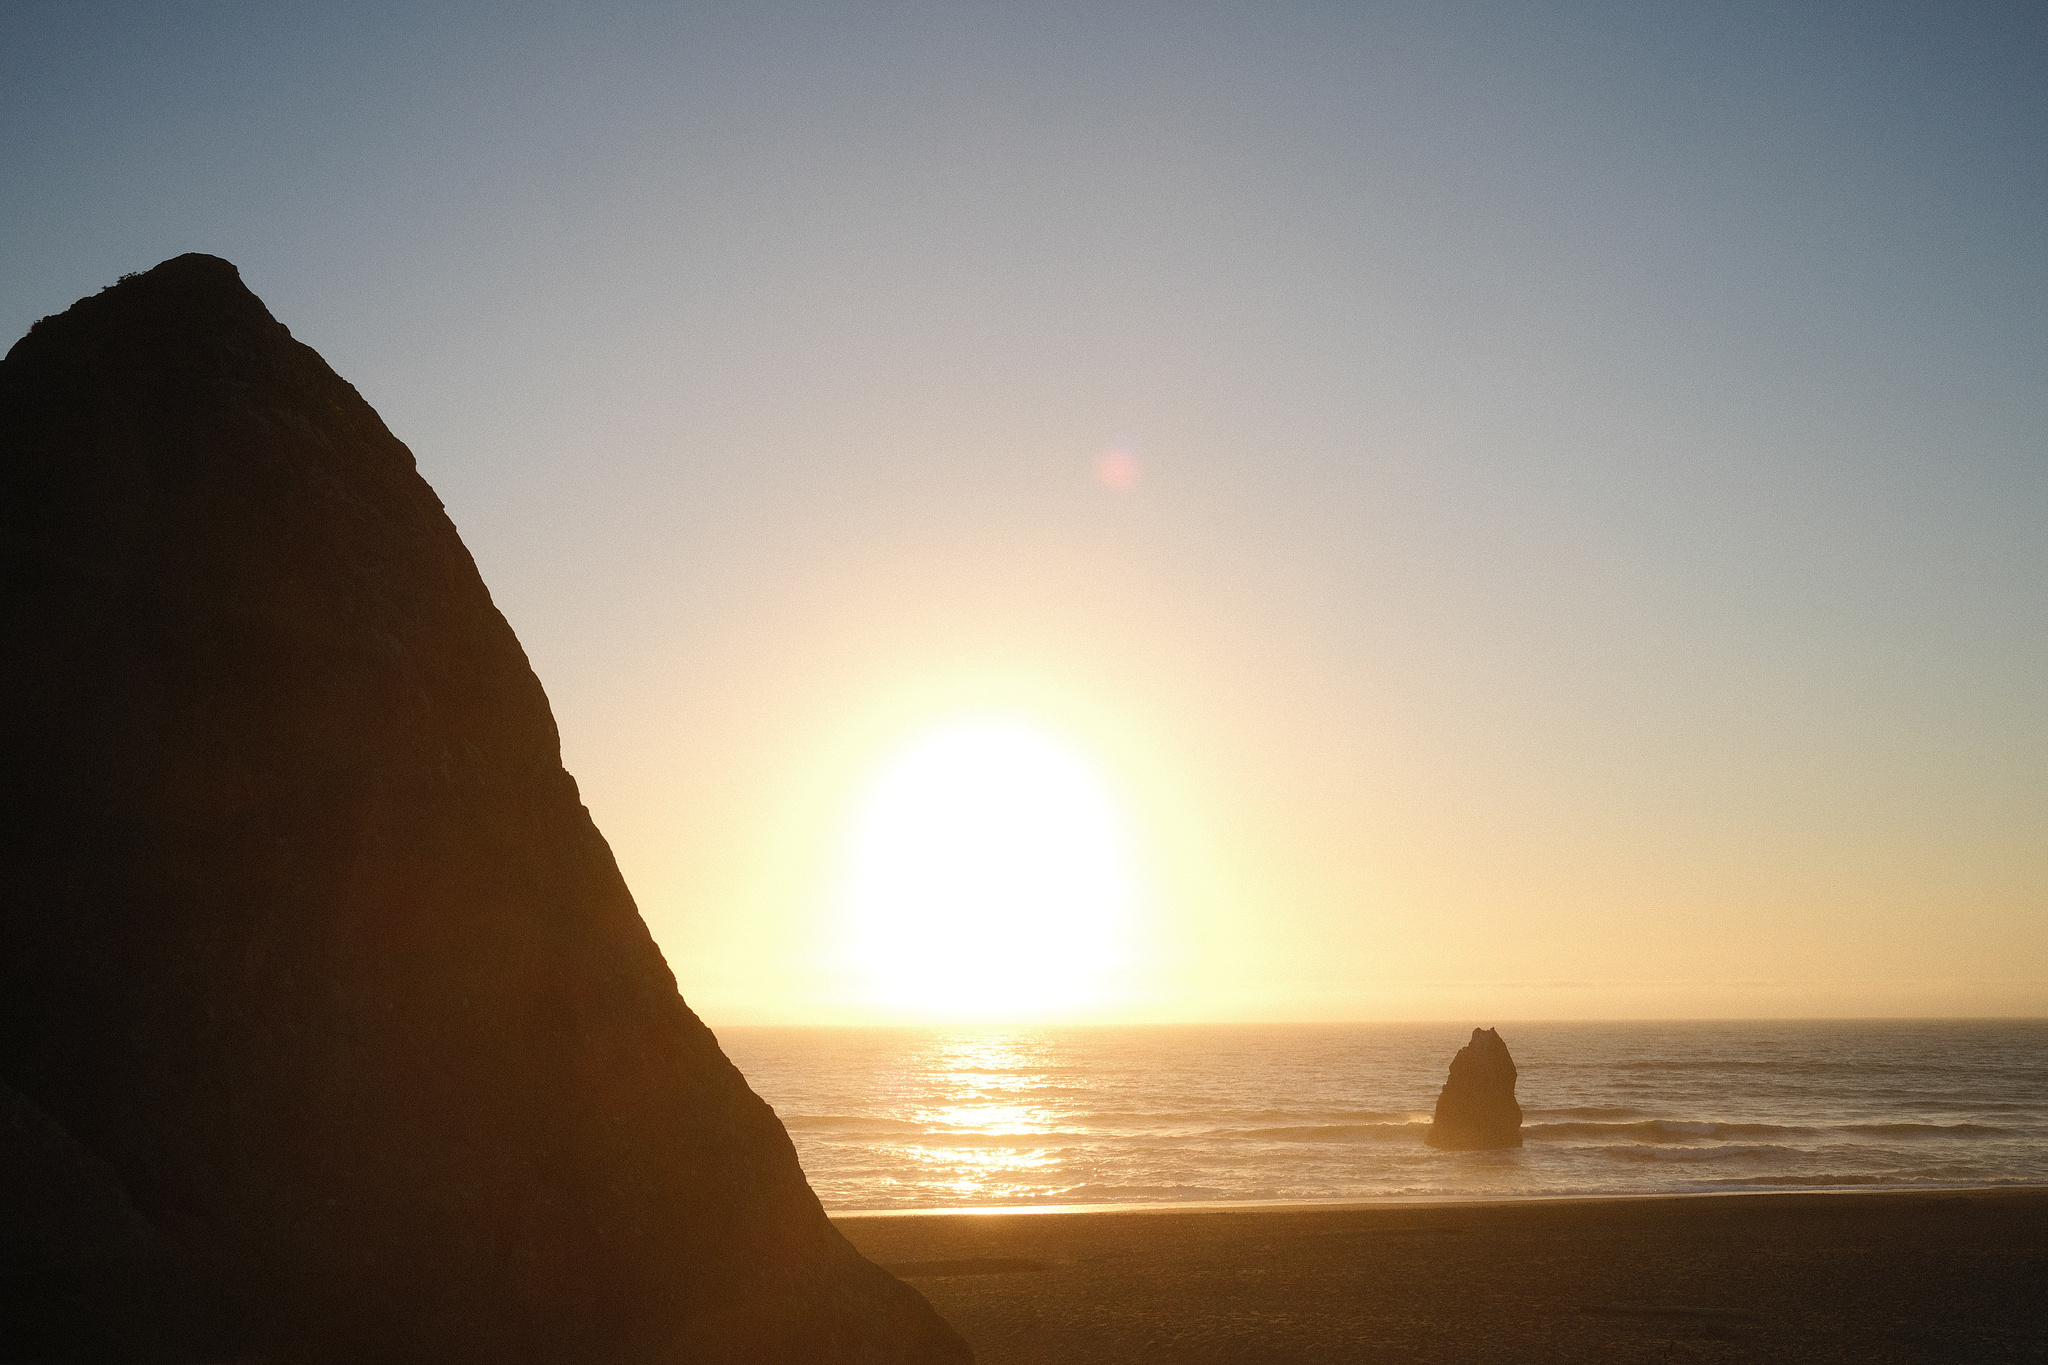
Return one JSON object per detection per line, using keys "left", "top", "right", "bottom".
{"left": 829, "top": 1179, "right": 2045, "bottom": 1219}
{"left": 836, "top": 1187, "right": 2048, "bottom": 1363}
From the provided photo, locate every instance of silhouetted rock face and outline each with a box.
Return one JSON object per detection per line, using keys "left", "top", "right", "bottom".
{"left": 1424, "top": 1028, "right": 1524, "bottom": 1151}
{"left": 0, "top": 256, "right": 971, "bottom": 1364}
{"left": 0, "top": 1080, "right": 160, "bottom": 1277}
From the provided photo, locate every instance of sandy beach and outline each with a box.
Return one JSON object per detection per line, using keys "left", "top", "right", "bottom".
{"left": 837, "top": 1189, "right": 2048, "bottom": 1363}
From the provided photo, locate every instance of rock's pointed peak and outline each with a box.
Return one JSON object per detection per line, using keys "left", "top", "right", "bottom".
{"left": 1453, "top": 1028, "right": 1516, "bottom": 1079}
{"left": 4, "top": 251, "right": 418, "bottom": 482}
{"left": 69, "top": 252, "right": 258, "bottom": 317}
{"left": 119, "top": 251, "right": 246, "bottom": 289}
{"left": 8, "top": 253, "right": 282, "bottom": 370}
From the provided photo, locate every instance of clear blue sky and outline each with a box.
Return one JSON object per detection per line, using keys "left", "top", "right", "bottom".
{"left": 6, "top": 2, "right": 2044, "bottom": 1020}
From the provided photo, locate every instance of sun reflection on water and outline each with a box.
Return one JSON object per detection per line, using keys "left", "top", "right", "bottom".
{"left": 884, "top": 1032, "right": 1071, "bottom": 1202}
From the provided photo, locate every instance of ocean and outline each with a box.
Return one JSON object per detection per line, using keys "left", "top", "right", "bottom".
{"left": 716, "top": 1020, "right": 2048, "bottom": 1212}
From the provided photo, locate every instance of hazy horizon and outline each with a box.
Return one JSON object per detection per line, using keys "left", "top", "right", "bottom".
{"left": 708, "top": 1016, "right": 2048, "bottom": 1026}
{"left": 5, "top": 2, "right": 2044, "bottom": 1024}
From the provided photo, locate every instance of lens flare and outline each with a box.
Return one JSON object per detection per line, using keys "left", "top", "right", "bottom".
{"left": 1093, "top": 445, "right": 1140, "bottom": 490}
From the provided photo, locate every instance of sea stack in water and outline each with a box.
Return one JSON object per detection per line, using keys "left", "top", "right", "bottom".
{"left": 1425, "top": 1028, "right": 1524, "bottom": 1150}
{"left": 0, "top": 256, "right": 970, "bottom": 1364}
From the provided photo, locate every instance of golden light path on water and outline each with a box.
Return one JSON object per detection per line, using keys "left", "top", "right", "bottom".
{"left": 900, "top": 1033, "right": 1062, "bottom": 1201}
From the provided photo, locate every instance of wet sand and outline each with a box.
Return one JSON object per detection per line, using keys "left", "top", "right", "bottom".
{"left": 837, "top": 1189, "right": 2048, "bottom": 1363}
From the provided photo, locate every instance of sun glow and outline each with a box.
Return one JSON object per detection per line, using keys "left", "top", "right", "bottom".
{"left": 832, "top": 715, "right": 1142, "bottom": 1019}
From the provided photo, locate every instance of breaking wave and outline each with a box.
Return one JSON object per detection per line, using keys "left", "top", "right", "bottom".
{"left": 1524, "top": 1119, "right": 2013, "bottom": 1143}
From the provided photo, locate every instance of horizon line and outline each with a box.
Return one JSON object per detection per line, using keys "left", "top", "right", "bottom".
{"left": 705, "top": 1014, "right": 2048, "bottom": 1028}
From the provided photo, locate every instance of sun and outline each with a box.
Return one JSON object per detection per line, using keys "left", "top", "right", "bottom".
{"left": 831, "top": 714, "right": 1141, "bottom": 1019}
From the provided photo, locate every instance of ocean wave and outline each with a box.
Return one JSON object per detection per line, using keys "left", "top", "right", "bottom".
{"left": 1895, "top": 1099, "right": 2042, "bottom": 1114}
{"left": 924, "top": 1065, "right": 1089, "bottom": 1076}
{"left": 1231, "top": 1109, "right": 1429, "bottom": 1125}
{"left": 882, "top": 1131, "right": 1081, "bottom": 1150}
{"left": 1840, "top": 1122, "right": 2014, "bottom": 1138}
{"left": 1594, "top": 1143, "right": 1794, "bottom": 1164}
{"left": 1681, "top": 1170, "right": 2029, "bottom": 1190}
{"left": 1046, "top": 1182, "right": 1231, "bottom": 1202}
{"left": 1527, "top": 1120, "right": 1795, "bottom": 1142}
{"left": 1075, "top": 1109, "right": 1426, "bottom": 1128}
{"left": 1591, "top": 1058, "right": 1849, "bottom": 1073}
{"left": 1526, "top": 1119, "right": 2014, "bottom": 1144}
{"left": 784, "top": 1116, "right": 934, "bottom": 1134}
{"left": 1217, "top": 1123, "right": 1431, "bottom": 1144}
{"left": 785, "top": 1117, "right": 1090, "bottom": 1149}
{"left": 1691, "top": 1173, "right": 1896, "bottom": 1187}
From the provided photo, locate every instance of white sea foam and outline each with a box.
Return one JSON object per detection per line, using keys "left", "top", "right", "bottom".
{"left": 718, "top": 1020, "right": 2048, "bottom": 1211}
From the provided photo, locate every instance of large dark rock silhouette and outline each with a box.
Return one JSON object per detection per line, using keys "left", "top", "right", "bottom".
{"left": 1424, "top": 1028, "right": 1524, "bottom": 1151}
{"left": 0, "top": 1079, "right": 160, "bottom": 1277}
{"left": 0, "top": 256, "right": 971, "bottom": 1364}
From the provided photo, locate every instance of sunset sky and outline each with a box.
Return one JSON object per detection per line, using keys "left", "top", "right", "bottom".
{"left": 5, "top": 2, "right": 2044, "bottom": 1022}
